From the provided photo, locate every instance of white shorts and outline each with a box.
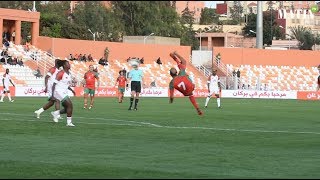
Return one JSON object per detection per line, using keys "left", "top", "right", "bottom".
{"left": 47, "top": 84, "right": 53, "bottom": 98}
{"left": 53, "top": 90, "right": 69, "bottom": 102}
{"left": 3, "top": 84, "right": 10, "bottom": 93}
{"left": 208, "top": 87, "right": 219, "bottom": 96}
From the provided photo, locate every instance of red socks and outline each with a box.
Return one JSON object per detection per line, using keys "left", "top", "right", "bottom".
{"left": 189, "top": 95, "right": 199, "bottom": 110}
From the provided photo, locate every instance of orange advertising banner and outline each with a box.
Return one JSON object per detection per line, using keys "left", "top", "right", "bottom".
{"left": 297, "top": 91, "right": 320, "bottom": 100}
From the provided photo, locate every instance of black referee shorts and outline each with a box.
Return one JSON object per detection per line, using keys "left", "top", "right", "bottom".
{"left": 131, "top": 81, "right": 141, "bottom": 93}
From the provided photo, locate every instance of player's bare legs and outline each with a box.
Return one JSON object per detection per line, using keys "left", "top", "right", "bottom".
{"left": 83, "top": 93, "right": 89, "bottom": 109}
{"left": 189, "top": 95, "right": 203, "bottom": 116}
{"left": 50, "top": 99, "right": 62, "bottom": 122}
{"left": 216, "top": 94, "right": 221, "bottom": 108}
{"left": 89, "top": 94, "right": 94, "bottom": 109}
{"left": 0, "top": 91, "right": 14, "bottom": 102}
{"left": 205, "top": 94, "right": 221, "bottom": 108}
{"left": 63, "top": 98, "right": 75, "bottom": 127}
{"left": 34, "top": 100, "right": 54, "bottom": 119}
{"left": 133, "top": 92, "right": 140, "bottom": 110}
{"left": 128, "top": 91, "right": 136, "bottom": 110}
{"left": 118, "top": 91, "right": 124, "bottom": 103}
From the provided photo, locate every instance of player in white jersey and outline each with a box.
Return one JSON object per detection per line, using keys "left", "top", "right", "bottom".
{"left": 51, "top": 60, "right": 76, "bottom": 127}
{"left": 34, "top": 59, "right": 64, "bottom": 119}
{"left": 0, "top": 68, "right": 15, "bottom": 102}
{"left": 205, "top": 69, "right": 221, "bottom": 108}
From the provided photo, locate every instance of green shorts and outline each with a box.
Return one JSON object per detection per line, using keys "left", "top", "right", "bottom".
{"left": 118, "top": 87, "right": 125, "bottom": 93}
{"left": 84, "top": 88, "right": 95, "bottom": 96}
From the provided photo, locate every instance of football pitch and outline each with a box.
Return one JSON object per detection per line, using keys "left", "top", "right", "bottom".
{"left": 0, "top": 97, "right": 319, "bottom": 178}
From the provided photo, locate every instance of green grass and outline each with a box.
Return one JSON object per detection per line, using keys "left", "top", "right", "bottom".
{"left": 0, "top": 97, "right": 319, "bottom": 178}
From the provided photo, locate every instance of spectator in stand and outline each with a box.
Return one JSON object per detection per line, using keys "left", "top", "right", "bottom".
{"left": 1, "top": 49, "right": 8, "bottom": 64}
{"left": 3, "top": 31, "right": 10, "bottom": 43}
{"left": 232, "top": 70, "right": 236, "bottom": 77}
{"left": 2, "top": 31, "right": 6, "bottom": 43}
{"left": 11, "top": 57, "right": 17, "bottom": 65}
{"left": 25, "top": 41, "right": 30, "bottom": 51}
{"left": 3, "top": 39, "right": 10, "bottom": 49}
{"left": 140, "top": 57, "right": 144, "bottom": 64}
{"left": 98, "top": 57, "right": 108, "bottom": 66}
{"left": 77, "top": 54, "right": 82, "bottom": 61}
{"left": 17, "top": 58, "right": 24, "bottom": 67}
{"left": 88, "top": 54, "right": 94, "bottom": 62}
{"left": 82, "top": 54, "right": 87, "bottom": 62}
{"left": 236, "top": 69, "right": 241, "bottom": 89}
{"left": 264, "top": 84, "right": 268, "bottom": 91}
{"left": 150, "top": 80, "right": 156, "bottom": 87}
{"left": 35, "top": 67, "right": 43, "bottom": 78}
{"left": 119, "top": 68, "right": 127, "bottom": 77}
{"left": 156, "top": 57, "right": 162, "bottom": 65}
{"left": 68, "top": 53, "right": 74, "bottom": 61}
{"left": 237, "top": 69, "right": 240, "bottom": 78}
{"left": 7, "top": 57, "right": 13, "bottom": 65}
{"left": 12, "top": 31, "right": 15, "bottom": 42}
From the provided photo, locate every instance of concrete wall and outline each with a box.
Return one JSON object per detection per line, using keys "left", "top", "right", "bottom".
{"left": 0, "top": 8, "right": 40, "bottom": 46}
{"left": 123, "top": 36, "right": 180, "bottom": 46}
{"left": 37, "top": 36, "right": 190, "bottom": 64}
{"left": 213, "top": 47, "right": 320, "bottom": 67}
{"left": 36, "top": 37, "right": 320, "bottom": 68}
{"left": 191, "top": 50, "right": 212, "bottom": 66}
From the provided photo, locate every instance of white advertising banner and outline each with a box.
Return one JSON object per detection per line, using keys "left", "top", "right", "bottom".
{"left": 16, "top": 86, "right": 48, "bottom": 97}
{"left": 15, "top": 86, "right": 75, "bottom": 97}
{"left": 15, "top": 86, "right": 298, "bottom": 99}
{"left": 221, "top": 90, "right": 297, "bottom": 99}
{"left": 124, "top": 88, "right": 168, "bottom": 97}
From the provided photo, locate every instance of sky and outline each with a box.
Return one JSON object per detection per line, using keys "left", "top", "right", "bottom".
{"left": 204, "top": 1, "right": 224, "bottom": 8}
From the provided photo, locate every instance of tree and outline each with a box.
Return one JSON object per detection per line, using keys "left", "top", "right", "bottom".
{"left": 242, "top": 13, "right": 256, "bottom": 37}
{"left": 38, "top": 1, "right": 73, "bottom": 38}
{"left": 72, "top": 1, "right": 121, "bottom": 41}
{"left": 180, "top": 6, "right": 199, "bottom": 50}
{"left": 242, "top": 10, "right": 284, "bottom": 45}
{"left": 199, "top": 7, "right": 219, "bottom": 25}
{"left": 0, "top": 1, "right": 39, "bottom": 10}
{"left": 111, "top": 1, "right": 182, "bottom": 38}
{"left": 290, "top": 26, "right": 320, "bottom": 50}
{"left": 229, "top": 1, "right": 243, "bottom": 25}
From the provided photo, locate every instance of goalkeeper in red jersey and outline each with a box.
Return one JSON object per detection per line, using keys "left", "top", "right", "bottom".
{"left": 168, "top": 51, "right": 203, "bottom": 116}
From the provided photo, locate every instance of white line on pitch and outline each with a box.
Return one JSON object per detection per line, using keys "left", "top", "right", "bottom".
{"left": 0, "top": 112, "right": 319, "bottom": 135}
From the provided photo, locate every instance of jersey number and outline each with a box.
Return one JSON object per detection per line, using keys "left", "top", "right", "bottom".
{"left": 178, "top": 82, "right": 186, "bottom": 90}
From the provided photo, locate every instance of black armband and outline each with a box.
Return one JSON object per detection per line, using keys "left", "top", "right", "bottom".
{"left": 126, "top": 83, "right": 129, "bottom": 88}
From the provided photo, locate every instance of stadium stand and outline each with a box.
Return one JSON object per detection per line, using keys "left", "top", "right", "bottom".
{"left": 1, "top": 42, "right": 208, "bottom": 89}
{"left": 227, "top": 64, "right": 319, "bottom": 91}
{"left": 2, "top": 42, "right": 318, "bottom": 91}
